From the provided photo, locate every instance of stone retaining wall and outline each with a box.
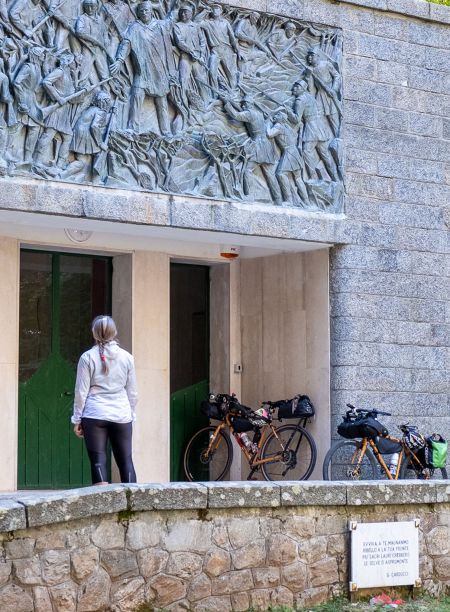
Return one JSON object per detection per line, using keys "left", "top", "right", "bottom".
{"left": 1, "top": 482, "right": 450, "bottom": 611}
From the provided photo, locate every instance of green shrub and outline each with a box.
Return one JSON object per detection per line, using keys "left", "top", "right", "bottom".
{"left": 427, "top": 0, "right": 450, "bottom": 6}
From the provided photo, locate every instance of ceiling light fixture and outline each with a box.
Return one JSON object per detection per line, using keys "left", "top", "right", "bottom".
{"left": 64, "top": 229, "right": 93, "bottom": 243}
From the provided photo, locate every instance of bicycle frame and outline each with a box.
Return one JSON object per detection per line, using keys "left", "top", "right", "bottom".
{"left": 204, "top": 413, "right": 305, "bottom": 471}
{"left": 349, "top": 435, "right": 426, "bottom": 480}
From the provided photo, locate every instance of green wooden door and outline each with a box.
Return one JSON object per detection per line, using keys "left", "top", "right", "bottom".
{"left": 170, "top": 264, "right": 209, "bottom": 481}
{"left": 18, "top": 251, "right": 112, "bottom": 489}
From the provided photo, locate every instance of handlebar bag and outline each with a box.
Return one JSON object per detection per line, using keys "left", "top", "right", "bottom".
{"left": 277, "top": 395, "right": 315, "bottom": 419}
{"left": 338, "top": 416, "right": 388, "bottom": 440}
{"left": 201, "top": 400, "right": 224, "bottom": 421}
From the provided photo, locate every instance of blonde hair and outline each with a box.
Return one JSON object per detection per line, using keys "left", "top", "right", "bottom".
{"left": 92, "top": 315, "right": 117, "bottom": 374}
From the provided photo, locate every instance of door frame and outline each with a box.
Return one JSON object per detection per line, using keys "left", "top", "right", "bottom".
{"left": 18, "top": 248, "right": 112, "bottom": 489}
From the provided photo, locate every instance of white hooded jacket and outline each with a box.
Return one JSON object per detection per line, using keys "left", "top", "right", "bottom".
{"left": 72, "top": 341, "right": 138, "bottom": 424}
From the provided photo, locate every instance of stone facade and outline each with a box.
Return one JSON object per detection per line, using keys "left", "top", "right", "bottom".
{"left": 1, "top": 482, "right": 450, "bottom": 611}
{"left": 0, "top": 0, "right": 447, "bottom": 457}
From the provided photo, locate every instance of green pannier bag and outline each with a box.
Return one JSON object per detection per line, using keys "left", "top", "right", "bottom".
{"left": 426, "top": 435, "right": 448, "bottom": 469}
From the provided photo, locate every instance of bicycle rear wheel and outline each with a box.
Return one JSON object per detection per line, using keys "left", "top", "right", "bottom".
{"left": 260, "top": 424, "right": 316, "bottom": 481}
{"left": 322, "top": 439, "right": 378, "bottom": 481}
{"left": 183, "top": 426, "right": 233, "bottom": 482}
{"left": 398, "top": 458, "right": 447, "bottom": 480}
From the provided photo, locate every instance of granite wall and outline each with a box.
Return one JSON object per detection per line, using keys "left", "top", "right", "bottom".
{"left": 0, "top": 0, "right": 448, "bottom": 456}
{"left": 1, "top": 482, "right": 450, "bottom": 611}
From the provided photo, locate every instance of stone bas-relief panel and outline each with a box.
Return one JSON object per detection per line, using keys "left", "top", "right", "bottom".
{"left": 0, "top": 0, "right": 343, "bottom": 211}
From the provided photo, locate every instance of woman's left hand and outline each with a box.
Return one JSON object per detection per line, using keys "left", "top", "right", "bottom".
{"left": 73, "top": 423, "right": 84, "bottom": 438}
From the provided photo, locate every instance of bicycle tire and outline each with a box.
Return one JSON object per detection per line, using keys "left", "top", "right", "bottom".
{"left": 260, "top": 424, "right": 317, "bottom": 481}
{"left": 322, "top": 439, "right": 378, "bottom": 481}
{"left": 183, "top": 426, "right": 233, "bottom": 482}
{"left": 398, "top": 458, "right": 448, "bottom": 480}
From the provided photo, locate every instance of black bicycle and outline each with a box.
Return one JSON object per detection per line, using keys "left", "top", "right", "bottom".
{"left": 183, "top": 393, "right": 317, "bottom": 482}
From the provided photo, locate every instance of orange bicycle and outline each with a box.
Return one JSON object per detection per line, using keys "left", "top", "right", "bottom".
{"left": 183, "top": 393, "right": 317, "bottom": 481}
{"left": 323, "top": 404, "right": 448, "bottom": 480}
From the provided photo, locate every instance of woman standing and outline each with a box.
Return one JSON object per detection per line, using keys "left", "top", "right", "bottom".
{"left": 72, "top": 315, "right": 138, "bottom": 484}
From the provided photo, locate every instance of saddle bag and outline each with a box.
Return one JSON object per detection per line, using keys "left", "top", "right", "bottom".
{"left": 277, "top": 395, "right": 315, "bottom": 420}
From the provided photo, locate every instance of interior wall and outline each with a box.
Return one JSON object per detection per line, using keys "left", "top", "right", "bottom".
{"left": 111, "top": 254, "right": 133, "bottom": 483}
{"left": 0, "top": 237, "right": 19, "bottom": 491}
{"left": 209, "top": 261, "right": 242, "bottom": 479}
{"left": 209, "top": 265, "right": 230, "bottom": 394}
{"left": 240, "top": 250, "right": 330, "bottom": 479}
{"left": 132, "top": 251, "right": 170, "bottom": 482}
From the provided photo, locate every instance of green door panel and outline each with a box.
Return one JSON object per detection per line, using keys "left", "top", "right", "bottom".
{"left": 18, "top": 342, "right": 90, "bottom": 488}
{"left": 170, "top": 380, "right": 209, "bottom": 481}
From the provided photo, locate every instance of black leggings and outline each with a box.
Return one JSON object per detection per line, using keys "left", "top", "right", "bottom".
{"left": 81, "top": 418, "right": 137, "bottom": 484}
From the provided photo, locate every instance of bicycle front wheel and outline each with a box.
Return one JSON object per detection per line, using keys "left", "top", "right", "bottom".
{"left": 323, "top": 439, "right": 378, "bottom": 481}
{"left": 183, "top": 426, "right": 233, "bottom": 482}
{"left": 260, "top": 424, "right": 317, "bottom": 481}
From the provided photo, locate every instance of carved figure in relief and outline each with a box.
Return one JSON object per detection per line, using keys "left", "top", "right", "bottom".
{"left": 0, "top": 0, "right": 343, "bottom": 212}
{"left": 13, "top": 45, "right": 46, "bottom": 163}
{"left": 266, "top": 21, "right": 298, "bottom": 61}
{"left": 288, "top": 79, "right": 338, "bottom": 182}
{"left": 234, "top": 12, "right": 270, "bottom": 76}
{"left": 75, "top": 0, "right": 111, "bottom": 84}
{"left": 9, "top": 0, "right": 54, "bottom": 46}
{"left": 173, "top": 3, "right": 208, "bottom": 103}
{"left": 34, "top": 49, "right": 84, "bottom": 169}
{"left": 202, "top": 3, "right": 240, "bottom": 91}
{"left": 267, "top": 108, "right": 309, "bottom": 207}
{"left": 110, "top": 0, "right": 177, "bottom": 134}
{"left": 0, "top": 60, "right": 17, "bottom": 173}
{"left": 222, "top": 94, "right": 281, "bottom": 205}
{"left": 304, "top": 47, "right": 341, "bottom": 137}
{"left": 62, "top": 89, "right": 112, "bottom": 181}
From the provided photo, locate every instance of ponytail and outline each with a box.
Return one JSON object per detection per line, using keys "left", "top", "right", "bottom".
{"left": 92, "top": 315, "right": 117, "bottom": 375}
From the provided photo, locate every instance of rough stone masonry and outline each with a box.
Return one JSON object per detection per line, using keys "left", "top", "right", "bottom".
{"left": 1, "top": 482, "right": 450, "bottom": 611}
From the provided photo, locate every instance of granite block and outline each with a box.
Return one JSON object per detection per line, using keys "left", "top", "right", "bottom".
{"left": 0, "top": 500, "right": 27, "bottom": 532}
{"left": 280, "top": 482, "right": 347, "bottom": 506}
{"left": 16, "top": 485, "right": 127, "bottom": 528}
{"left": 346, "top": 481, "right": 437, "bottom": 505}
{"left": 206, "top": 481, "right": 281, "bottom": 508}
{"left": 129, "top": 483, "right": 208, "bottom": 511}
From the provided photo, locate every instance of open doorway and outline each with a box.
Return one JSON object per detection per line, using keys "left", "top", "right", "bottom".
{"left": 170, "top": 263, "right": 210, "bottom": 481}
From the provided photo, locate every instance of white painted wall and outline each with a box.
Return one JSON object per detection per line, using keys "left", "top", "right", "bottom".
{"left": 132, "top": 251, "right": 170, "bottom": 483}
{"left": 240, "top": 250, "right": 330, "bottom": 479}
{"left": 0, "top": 238, "right": 19, "bottom": 491}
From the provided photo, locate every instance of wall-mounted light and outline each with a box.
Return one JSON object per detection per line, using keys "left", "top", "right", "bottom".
{"left": 220, "top": 245, "right": 240, "bottom": 259}
{"left": 64, "top": 229, "right": 93, "bottom": 243}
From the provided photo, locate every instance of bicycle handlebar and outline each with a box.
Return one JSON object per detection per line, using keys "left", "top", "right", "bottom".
{"left": 345, "top": 403, "right": 391, "bottom": 417}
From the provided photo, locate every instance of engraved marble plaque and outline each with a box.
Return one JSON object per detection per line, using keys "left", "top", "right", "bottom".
{"left": 0, "top": 0, "right": 343, "bottom": 211}
{"left": 350, "top": 520, "right": 420, "bottom": 590}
